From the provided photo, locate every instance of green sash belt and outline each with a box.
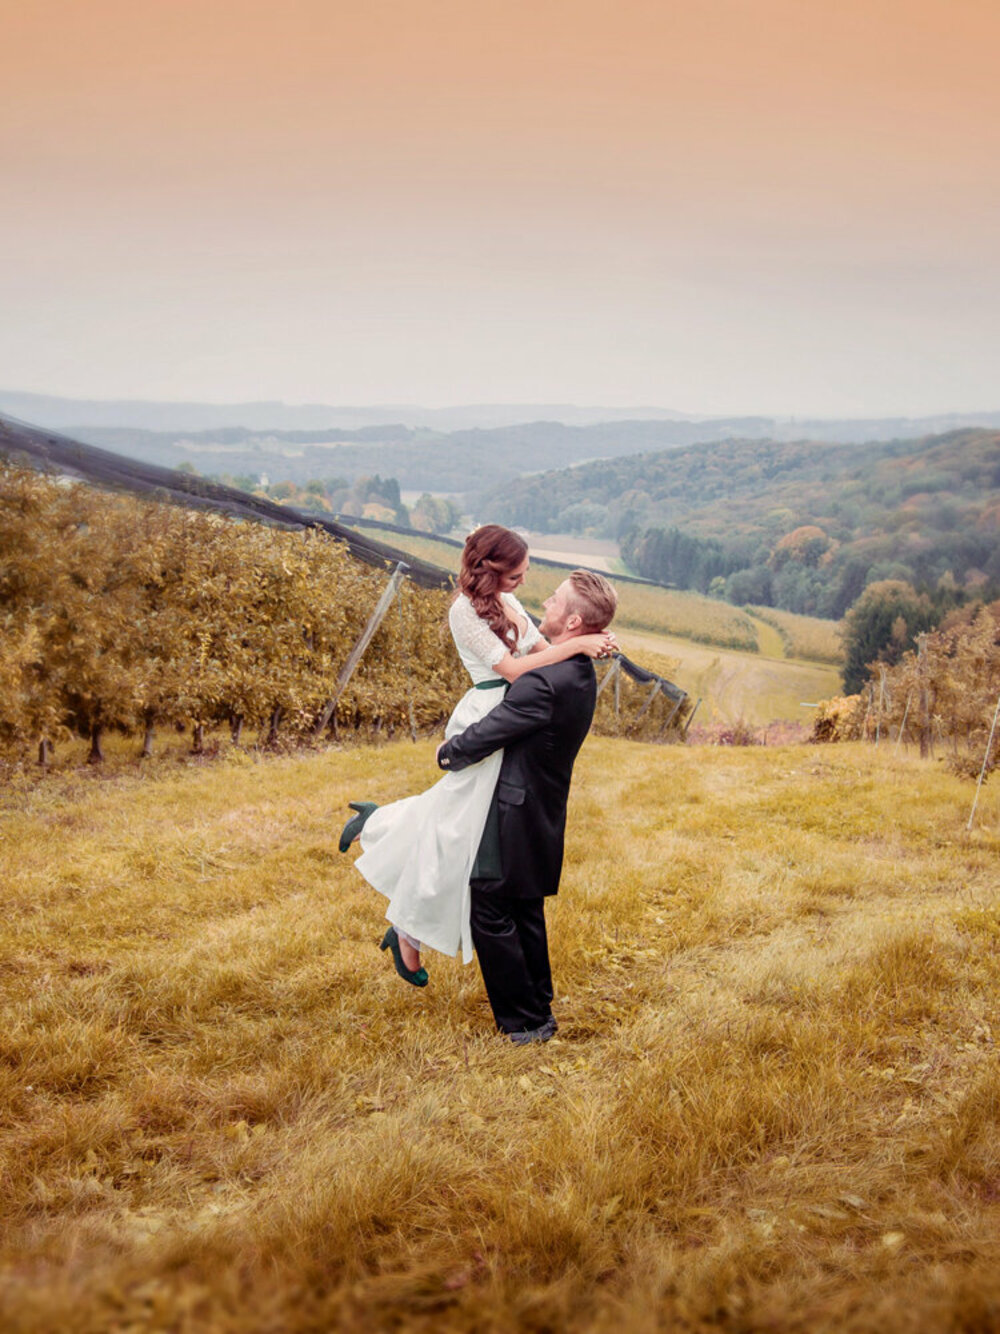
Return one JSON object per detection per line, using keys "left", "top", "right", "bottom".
{"left": 474, "top": 678, "right": 508, "bottom": 691}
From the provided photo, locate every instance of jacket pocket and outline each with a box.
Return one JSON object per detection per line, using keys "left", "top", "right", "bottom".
{"left": 497, "top": 780, "right": 526, "bottom": 806}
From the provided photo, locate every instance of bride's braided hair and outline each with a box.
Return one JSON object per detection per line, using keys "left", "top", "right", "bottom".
{"left": 456, "top": 524, "right": 529, "bottom": 650}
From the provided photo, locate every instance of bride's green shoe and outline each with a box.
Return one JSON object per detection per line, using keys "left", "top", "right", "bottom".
{"left": 380, "top": 926, "right": 429, "bottom": 987}
{"left": 339, "top": 801, "right": 377, "bottom": 853}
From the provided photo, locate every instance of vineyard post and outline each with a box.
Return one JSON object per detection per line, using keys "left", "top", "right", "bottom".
{"left": 397, "top": 579, "right": 418, "bottom": 742}
{"left": 595, "top": 656, "right": 620, "bottom": 699}
{"left": 629, "top": 680, "right": 662, "bottom": 734}
{"left": 658, "top": 688, "right": 688, "bottom": 741}
{"left": 966, "top": 693, "right": 1000, "bottom": 832}
{"left": 875, "top": 666, "right": 886, "bottom": 746}
{"left": 681, "top": 697, "right": 701, "bottom": 737}
{"left": 657, "top": 693, "right": 687, "bottom": 738}
{"left": 894, "top": 693, "right": 913, "bottom": 755}
{"left": 917, "top": 633, "right": 931, "bottom": 758}
{"left": 313, "top": 561, "right": 410, "bottom": 736}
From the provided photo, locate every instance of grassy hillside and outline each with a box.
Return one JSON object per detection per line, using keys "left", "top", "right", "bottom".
{"left": 744, "top": 606, "right": 844, "bottom": 664}
{"left": 615, "top": 629, "right": 842, "bottom": 729}
{"left": 1, "top": 739, "right": 998, "bottom": 1332}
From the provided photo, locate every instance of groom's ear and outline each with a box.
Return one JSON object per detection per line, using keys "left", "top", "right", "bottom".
{"left": 566, "top": 612, "right": 584, "bottom": 634}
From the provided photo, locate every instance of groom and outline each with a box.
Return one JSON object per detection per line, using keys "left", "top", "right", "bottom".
{"left": 437, "top": 569, "right": 618, "bottom": 1044}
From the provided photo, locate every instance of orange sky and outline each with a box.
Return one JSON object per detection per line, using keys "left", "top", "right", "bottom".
{"left": 3, "top": 0, "right": 999, "bottom": 413}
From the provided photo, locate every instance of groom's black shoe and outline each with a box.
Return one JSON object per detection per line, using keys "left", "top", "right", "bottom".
{"left": 509, "top": 1015, "right": 557, "bottom": 1045}
{"left": 339, "top": 801, "right": 377, "bottom": 853}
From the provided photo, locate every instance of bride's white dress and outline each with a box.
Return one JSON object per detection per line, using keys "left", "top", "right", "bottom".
{"left": 354, "top": 591, "right": 541, "bottom": 963}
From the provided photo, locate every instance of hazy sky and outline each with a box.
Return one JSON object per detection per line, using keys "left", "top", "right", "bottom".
{"left": 3, "top": 0, "right": 999, "bottom": 416}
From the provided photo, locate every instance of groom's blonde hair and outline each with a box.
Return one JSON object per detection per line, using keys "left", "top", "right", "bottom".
{"left": 566, "top": 570, "right": 617, "bottom": 632}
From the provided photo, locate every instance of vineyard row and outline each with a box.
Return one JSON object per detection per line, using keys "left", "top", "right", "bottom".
{"left": 812, "top": 601, "right": 1000, "bottom": 776}
{"left": 1, "top": 466, "right": 690, "bottom": 766}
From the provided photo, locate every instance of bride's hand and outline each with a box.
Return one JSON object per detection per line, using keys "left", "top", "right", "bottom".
{"left": 576, "top": 631, "right": 618, "bottom": 660}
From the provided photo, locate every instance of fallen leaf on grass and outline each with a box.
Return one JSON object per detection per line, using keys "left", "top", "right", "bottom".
{"left": 804, "top": 1204, "right": 852, "bottom": 1223}
{"left": 747, "top": 1209, "right": 778, "bottom": 1238}
{"left": 838, "top": 1193, "right": 870, "bottom": 1212}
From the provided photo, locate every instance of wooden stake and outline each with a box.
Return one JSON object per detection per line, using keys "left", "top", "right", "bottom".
{"left": 314, "top": 562, "right": 410, "bottom": 735}
{"left": 917, "top": 633, "right": 931, "bottom": 758}
{"left": 629, "top": 680, "right": 662, "bottom": 733}
{"left": 967, "top": 693, "right": 1000, "bottom": 832}
{"left": 658, "top": 694, "right": 686, "bottom": 737}
{"left": 893, "top": 693, "right": 912, "bottom": 754}
{"left": 875, "top": 667, "right": 886, "bottom": 746}
{"left": 595, "top": 656, "right": 620, "bottom": 699}
{"left": 682, "top": 697, "right": 701, "bottom": 737}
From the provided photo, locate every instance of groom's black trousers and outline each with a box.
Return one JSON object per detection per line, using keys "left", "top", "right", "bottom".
{"left": 469, "top": 888, "right": 553, "bottom": 1033}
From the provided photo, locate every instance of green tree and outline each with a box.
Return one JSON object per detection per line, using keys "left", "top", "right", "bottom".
{"left": 410, "top": 494, "right": 461, "bottom": 534}
{"left": 841, "top": 580, "right": 936, "bottom": 694}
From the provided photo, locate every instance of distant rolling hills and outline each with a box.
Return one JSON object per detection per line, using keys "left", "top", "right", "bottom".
{"left": 3, "top": 388, "right": 999, "bottom": 503}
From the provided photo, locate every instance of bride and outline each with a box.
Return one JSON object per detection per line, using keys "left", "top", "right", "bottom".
{"left": 340, "top": 524, "right": 615, "bottom": 985}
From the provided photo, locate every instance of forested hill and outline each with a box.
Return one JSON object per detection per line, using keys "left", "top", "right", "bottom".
{"left": 482, "top": 429, "right": 1000, "bottom": 619}
{"left": 52, "top": 412, "right": 1000, "bottom": 503}
{"left": 63, "top": 417, "right": 786, "bottom": 498}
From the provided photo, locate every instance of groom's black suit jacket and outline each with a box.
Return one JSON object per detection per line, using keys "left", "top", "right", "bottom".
{"left": 436, "top": 654, "right": 597, "bottom": 899}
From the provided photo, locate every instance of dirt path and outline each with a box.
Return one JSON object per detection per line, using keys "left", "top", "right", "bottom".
{"left": 745, "top": 612, "right": 786, "bottom": 659}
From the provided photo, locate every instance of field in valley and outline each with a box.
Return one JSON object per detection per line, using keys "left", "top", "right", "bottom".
{"left": 615, "top": 630, "right": 843, "bottom": 731}
{"left": 2, "top": 736, "right": 998, "bottom": 1332}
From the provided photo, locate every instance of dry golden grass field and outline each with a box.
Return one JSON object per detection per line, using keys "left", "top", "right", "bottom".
{"left": 744, "top": 608, "right": 844, "bottom": 666}
{"left": 2, "top": 735, "right": 999, "bottom": 1333}
{"left": 615, "top": 630, "right": 842, "bottom": 730}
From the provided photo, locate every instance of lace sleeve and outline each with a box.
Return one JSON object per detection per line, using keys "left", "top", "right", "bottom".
{"left": 448, "top": 596, "right": 508, "bottom": 669}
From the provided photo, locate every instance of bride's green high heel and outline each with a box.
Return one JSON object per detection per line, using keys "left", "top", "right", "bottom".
{"left": 380, "top": 926, "right": 429, "bottom": 987}
{"left": 339, "top": 801, "right": 377, "bottom": 853}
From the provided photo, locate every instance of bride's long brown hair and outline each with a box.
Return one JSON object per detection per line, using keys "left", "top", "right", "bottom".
{"left": 456, "top": 524, "right": 529, "bottom": 650}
